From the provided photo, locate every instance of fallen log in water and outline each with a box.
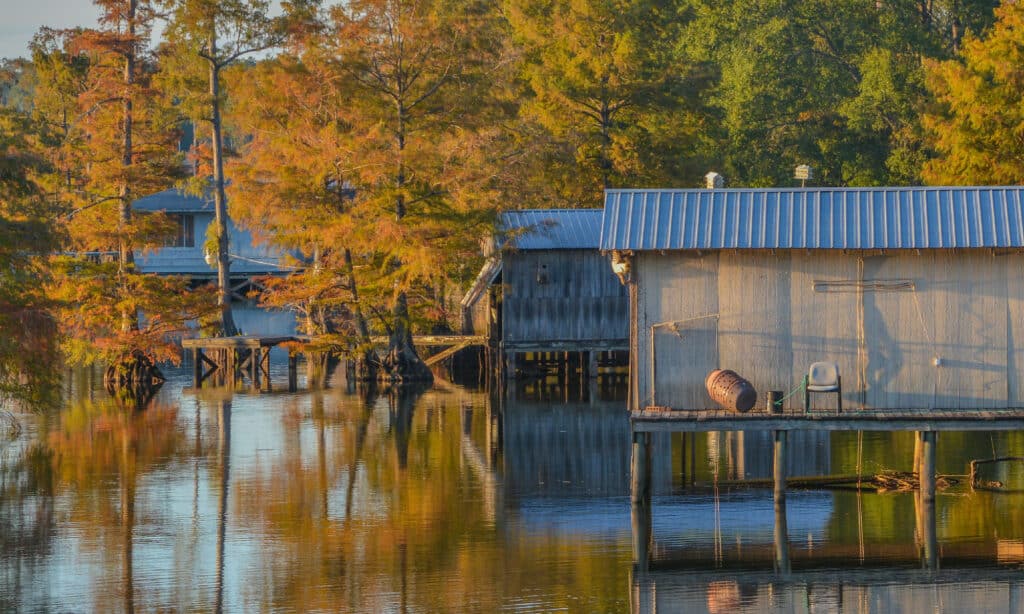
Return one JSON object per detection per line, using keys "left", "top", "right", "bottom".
{"left": 709, "top": 471, "right": 960, "bottom": 492}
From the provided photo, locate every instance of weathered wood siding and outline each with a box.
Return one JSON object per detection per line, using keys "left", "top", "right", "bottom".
{"left": 502, "top": 249, "right": 628, "bottom": 349}
{"left": 636, "top": 250, "right": 1024, "bottom": 410}
{"left": 134, "top": 212, "right": 294, "bottom": 275}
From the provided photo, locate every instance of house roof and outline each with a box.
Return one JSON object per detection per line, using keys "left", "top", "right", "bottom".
{"left": 501, "top": 209, "right": 604, "bottom": 250}
{"left": 132, "top": 188, "right": 213, "bottom": 213}
{"left": 601, "top": 187, "right": 1024, "bottom": 251}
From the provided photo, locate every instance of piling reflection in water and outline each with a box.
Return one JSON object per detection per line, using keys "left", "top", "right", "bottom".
{"left": 4, "top": 362, "right": 1024, "bottom": 611}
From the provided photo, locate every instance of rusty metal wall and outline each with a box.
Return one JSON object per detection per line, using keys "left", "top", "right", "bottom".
{"left": 635, "top": 250, "right": 1024, "bottom": 411}
{"left": 502, "top": 249, "right": 628, "bottom": 350}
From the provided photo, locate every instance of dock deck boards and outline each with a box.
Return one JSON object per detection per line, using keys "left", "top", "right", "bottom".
{"left": 181, "top": 335, "right": 298, "bottom": 349}
{"left": 632, "top": 406, "right": 1024, "bottom": 432}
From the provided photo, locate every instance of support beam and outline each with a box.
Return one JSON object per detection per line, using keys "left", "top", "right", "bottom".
{"left": 288, "top": 354, "right": 298, "bottom": 392}
{"left": 773, "top": 430, "right": 788, "bottom": 502}
{"left": 193, "top": 348, "right": 202, "bottom": 387}
{"left": 631, "top": 432, "right": 652, "bottom": 506}
{"left": 250, "top": 348, "right": 259, "bottom": 393}
{"left": 920, "top": 431, "right": 937, "bottom": 502}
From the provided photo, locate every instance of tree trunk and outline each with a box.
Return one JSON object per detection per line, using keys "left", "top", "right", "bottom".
{"left": 119, "top": 0, "right": 139, "bottom": 335}
{"left": 380, "top": 290, "right": 432, "bottom": 382}
{"left": 208, "top": 35, "right": 238, "bottom": 337}
{"left": 343, "top": 247, "right": 379, "bottom": 381}
{"left": 380, "top": 101, "right": 431, "bottom": 382}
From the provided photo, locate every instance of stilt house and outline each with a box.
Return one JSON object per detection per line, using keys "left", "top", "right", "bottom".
{"left": 600, "top": 186, "right": 1024, "bottom": 412}
{"left": 462, "top": 209, "right": 629, "bottom": 376}
{"left": 131, "top": 188, "right": 297, "bottom": 291}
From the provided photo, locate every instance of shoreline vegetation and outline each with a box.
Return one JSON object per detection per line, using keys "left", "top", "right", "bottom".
{"left": 1, "top": 0, "right": 1023, "bottom": 397}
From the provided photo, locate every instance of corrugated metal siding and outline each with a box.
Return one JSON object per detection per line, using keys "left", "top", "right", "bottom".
{"left": 601, "top": 187, "right": 1024, "bottom": 250}
{"left": 636, "top": 250, "right": 1024, "bottom": 411}
{"left": 502, "top": 209, "right": 604, "bottom": 250}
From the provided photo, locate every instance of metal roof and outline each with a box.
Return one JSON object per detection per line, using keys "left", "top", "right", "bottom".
{"left": 501, "top": 209, "right": 604, "bottom": 250}
{"left": 601, "top": 187, "right": 1024, "bottom": 251}
{"left": 132, "top": 188, "right": 213, "bottom": 213}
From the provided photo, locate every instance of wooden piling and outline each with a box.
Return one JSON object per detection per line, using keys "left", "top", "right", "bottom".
{"left": 193, "top": 348, "right": 202, "bottom": 387}
{"left": 250, "top": 348, "right": 260, "bottom": 392}
{"left": 773, "top": 430, "right": 788, "bottom": 502}
{"left": 288, "top": 354, "right": 298, "bottom": 392}
{"left": 920, "top": 431, "right": 937, "bottom": 502}
{"left": 631, "top": 432, "right": 652, "bottom": 505}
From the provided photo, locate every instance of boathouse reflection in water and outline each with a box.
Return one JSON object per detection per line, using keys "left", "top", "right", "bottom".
{"left": 3, "top": 361, "right": 1024, "bottom": 611}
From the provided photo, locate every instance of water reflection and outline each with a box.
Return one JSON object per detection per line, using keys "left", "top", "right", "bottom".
{"left": 3, "top": 363, "right": 1024, "bottom": 612}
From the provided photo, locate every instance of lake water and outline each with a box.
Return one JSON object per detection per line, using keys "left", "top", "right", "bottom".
{"left": 3, "top": 355, "right": 1024, "bottom": 612}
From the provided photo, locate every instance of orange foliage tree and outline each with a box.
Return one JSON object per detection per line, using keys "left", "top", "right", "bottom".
{"left": 923, "top": 2, "right": 1024, "bottom": 185}
{"left": 30, "top": 3, "right": 213, "bottom": 376}
{"left": 227, "top": 0, "right": 512, "bottom": 381}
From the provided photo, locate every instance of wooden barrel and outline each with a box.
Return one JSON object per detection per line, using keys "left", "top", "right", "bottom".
{"left": 705, "top": 369, "right": 757, "bottom": 412}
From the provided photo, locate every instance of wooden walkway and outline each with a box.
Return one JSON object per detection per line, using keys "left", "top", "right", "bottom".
{"left": 632, "top": 406, "right": 1024, "bottom": 432}
{"left": 182, "top": 336, "right": 300, "bottom": 392}
{"left": 182, "top": 334, "right": 487, "bottom": 391}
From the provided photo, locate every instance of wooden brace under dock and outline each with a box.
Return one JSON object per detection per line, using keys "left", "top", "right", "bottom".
{"left": 182, "top": 334, "right": 487, "bottom": 391}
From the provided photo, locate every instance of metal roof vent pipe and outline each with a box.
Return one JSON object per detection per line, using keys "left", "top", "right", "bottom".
{"left": 705, "top": 171, "right": 724, "bottom": 189}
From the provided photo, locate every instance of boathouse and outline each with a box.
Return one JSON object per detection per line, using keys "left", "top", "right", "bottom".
{"left": 462, "top": 209, "right": 629, "bottom": 377}
{"left": 131, "top": 188, "right": 297, "bottom": 288}
{"left": 601, "top": 186, "right": 1024, "bottom": 412}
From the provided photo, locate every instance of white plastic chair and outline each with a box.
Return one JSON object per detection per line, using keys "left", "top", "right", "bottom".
{"left": 805, "top": 362, "right": 842, "bottom": 413}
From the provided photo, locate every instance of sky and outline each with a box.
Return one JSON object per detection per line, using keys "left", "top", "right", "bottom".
{"left": 0, "top": 0, "right": 102, "bottom": 59}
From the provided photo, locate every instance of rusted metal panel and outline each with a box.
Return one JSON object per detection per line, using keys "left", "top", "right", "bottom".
{"left": 637, "top": 250, "right": 1022, "bottom": 411}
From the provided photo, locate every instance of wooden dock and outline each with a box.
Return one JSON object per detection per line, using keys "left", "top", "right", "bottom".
{"left": 631, "top": 406, "right": 1024, "bottom": 432}
{"left": 628, "top": 404, "right": 1024, "bottom": 561}
{"left": 182, "top": 336, "right": 300, "bottom": 392}
{"left": 181, "top": 334, "right": 487, "bottom": 391}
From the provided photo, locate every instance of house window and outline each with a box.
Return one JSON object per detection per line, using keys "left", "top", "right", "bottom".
{"left": 167, "top": 214, "right": 195, "bottom": 247}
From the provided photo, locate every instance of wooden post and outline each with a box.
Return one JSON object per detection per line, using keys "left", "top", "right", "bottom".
{"left": 680, "top": 431, "right": 688, "bottom": 487}
{"left": 914, "top": 431, "right": 922, "bottom": 476}
{"left": 773, "top": 430, "right": 788, "bottom": 502}
{"left": 288, "top": 354, "right": 298, "bottom": 392}
{"left": 920, "top": 431, "right": 937, "bottom": 502}
{"left": 261, "top": 348, "right": 271, "bottom": 392}
{"left": 226, "top": 348, "right": 236, "bottom": 387}
{"left": 630, "top": 432, "right": 652, "bottom": 505}
{"left": 250, "top": 348, "right": 260, "bottom": 392}
{"left": 193, "top": 348, "right": 202, "bottom": 387}
{"left": 690, "top": 432, "right": 697, "bottom": 487}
